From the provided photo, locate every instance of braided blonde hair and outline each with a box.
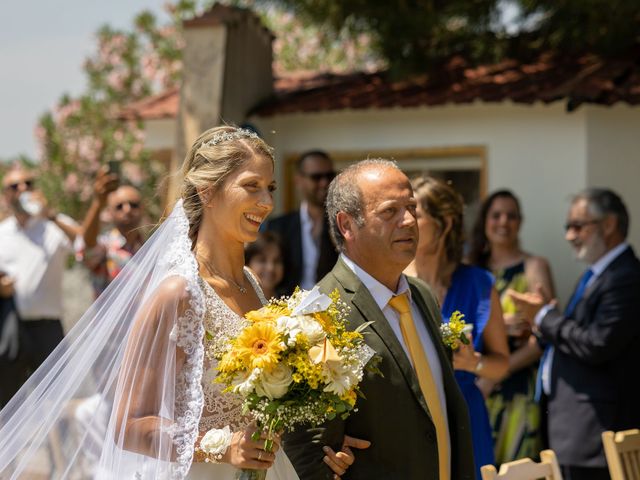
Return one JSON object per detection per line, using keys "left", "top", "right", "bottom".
{"left": 180, "top": 126, "right": 274, "bottom": 248}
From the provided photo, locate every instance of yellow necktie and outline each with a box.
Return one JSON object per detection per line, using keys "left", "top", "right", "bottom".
{"left": 388, "top": 293, "right": 450, "bottom": 480}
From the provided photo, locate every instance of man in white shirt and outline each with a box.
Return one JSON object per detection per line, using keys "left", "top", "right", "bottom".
{"left": 284, "top": 159, "right": 474, "bottom": 480}
{"left": 511, "top": 188, "right": 640, "bottom": 480}
{"left": 0, "top": 167, "right": 79, "bottom": 407}
{"left": 264, "top": 150, "right": 338, "bottom": 294}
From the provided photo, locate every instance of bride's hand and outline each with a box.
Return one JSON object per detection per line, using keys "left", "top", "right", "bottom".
{"left": 223, "top": 427, "right": 281, "bottom": 470}
{"left": 322, "top": 435, "right": 371, "bottom": 478}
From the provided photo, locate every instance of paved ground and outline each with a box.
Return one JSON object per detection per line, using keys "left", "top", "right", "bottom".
{"left": 61, "top": 264, "right": 95, "bottom": 333}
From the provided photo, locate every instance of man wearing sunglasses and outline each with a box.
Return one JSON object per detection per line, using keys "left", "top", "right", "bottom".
{"left": 510, "top": 188, "right": 640, "bottom": 480}
{"left": 79, "top": 167, "right": 145, "bottom": 297}
{"left": 264, "top": 150, "right": 339, "bottom": 295}
{"left": 0, "top": 167, "right": 79, "bottom": 406}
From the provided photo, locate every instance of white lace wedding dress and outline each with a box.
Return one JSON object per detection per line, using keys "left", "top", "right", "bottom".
{"left": 186, "top": 271, "right": 300, "bottom": 480}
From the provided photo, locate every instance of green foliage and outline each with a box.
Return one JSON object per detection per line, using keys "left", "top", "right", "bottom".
{"left": 266, "top": 0, "right": 640, "bottom": 76}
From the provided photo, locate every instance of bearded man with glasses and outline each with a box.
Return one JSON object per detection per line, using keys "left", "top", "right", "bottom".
{"left": 0, "top": 167, "right": 80, "bottom": 407}
{"left": 510, "top": 188, "right": 640, "bottom": 480}
{"left": 264, "top": 150, "right": 338, "bottom": 295}
{"left": 77, "top": 167, "right": 146, "bottom": 298}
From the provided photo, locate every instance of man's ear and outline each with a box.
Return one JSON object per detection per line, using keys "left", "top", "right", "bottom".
{"left": 336, "top": 211, "right": 356, "bottom": 243}
{"left": 601, "top": 214, "right": 617, "bottom": 237}
{"left": 442, "top": 216, "right": 453, "bottom": 238}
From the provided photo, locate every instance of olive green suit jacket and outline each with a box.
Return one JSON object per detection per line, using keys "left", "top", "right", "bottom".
{"left": 283, "top": 258, "right": 476, "bottom": 480}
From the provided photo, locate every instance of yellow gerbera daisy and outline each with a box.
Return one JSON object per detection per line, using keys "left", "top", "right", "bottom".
{"left": 245, "top": 306, "right": 285, "bottom": 324}
{"left": 235, "top": 322, "right": 283, "bottom": 369}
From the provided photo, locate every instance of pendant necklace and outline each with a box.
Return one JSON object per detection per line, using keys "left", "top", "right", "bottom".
{"left": 197, "top": 255, "right": 247, "bottom": 294}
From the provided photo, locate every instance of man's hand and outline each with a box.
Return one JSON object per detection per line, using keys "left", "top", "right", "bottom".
{"left": 507, "top": 284, "right": 555, "bottom": 324}
{"left": 0, "top": 274, "right": 15, "bottom": 298}
{"left": 94, "top": 167, "right": 120, "bottom": 206}
{"left": 322, "top": 435, "right": 371, "bottom": 479}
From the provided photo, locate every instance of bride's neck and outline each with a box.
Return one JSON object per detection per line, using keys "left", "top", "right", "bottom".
{"left": 194, "top": 224, "right": 245, "bottom": 281}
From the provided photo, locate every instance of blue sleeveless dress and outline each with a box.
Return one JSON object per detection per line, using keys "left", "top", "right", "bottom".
{"left": 441, "top": 264, "right": 496, "bottom": 477}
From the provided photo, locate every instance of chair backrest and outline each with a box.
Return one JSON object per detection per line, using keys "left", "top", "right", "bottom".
{"left": 603, "top": 429, "right": 640, "bottom": 480}
{"left": 481, "top": 450, "right": 563, "bottom": 480}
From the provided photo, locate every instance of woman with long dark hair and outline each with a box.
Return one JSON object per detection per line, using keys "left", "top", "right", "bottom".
{"left": 468, "top": 189, "right": 555, "bottom": 465}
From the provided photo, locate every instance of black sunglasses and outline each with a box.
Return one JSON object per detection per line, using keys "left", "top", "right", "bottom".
{"left": 5, "top": 180, "right": 34, "bottom": 192}
{"left": 115, "top": 201, "right": 141, "bottom": 211}
{"left": 564, "top": 219, "right": 600, "bottom": 232}
{"left": 303, "top": 171, "right": 336, "bottom": 182}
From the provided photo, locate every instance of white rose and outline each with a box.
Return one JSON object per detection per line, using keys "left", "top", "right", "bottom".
{"left": 322, "top": 361, "right": 360, "bottom": 396}
{"left": 276, "top": 316, "right": 302, "bottom": 346}
{"left": 255, "top": 363, "right": 294, "bottom": 400}
{"left": 200, "top": 425, "right": 232, "bottom": 455}
{"left": 297, "top": 316, "right": 326, "bottom": 345}
{"left": 232, "top": 368, "right": 261, "bottom": 396}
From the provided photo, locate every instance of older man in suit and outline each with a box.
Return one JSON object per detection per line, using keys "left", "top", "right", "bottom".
{"left": 284, "top": 159, "right": 475, "bottom": 480}
{"left": 511, "top": 188, "right": 640, "bottom": 480}
{"left": 264, "top": 150, "right": 338, "bottom": 294}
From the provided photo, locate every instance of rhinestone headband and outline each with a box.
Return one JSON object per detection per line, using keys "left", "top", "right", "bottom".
{"left": 201, "top": 128, "right": 258, "bottom": 148}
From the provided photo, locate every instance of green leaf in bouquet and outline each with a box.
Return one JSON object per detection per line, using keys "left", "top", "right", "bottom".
{"left": 460, "top": 334, "right": 470, "bottom": 345}
{"left": 327, "top": 411, "right": 336, "bottom": 420}
{"left": 265, "top": 401, "right": 279, "bottom": 414}
{"left": 251, "top": 430, "right": 261, "bottom": 441}
{"left": 264, "top": 438, "right": 274, "bottom": 452}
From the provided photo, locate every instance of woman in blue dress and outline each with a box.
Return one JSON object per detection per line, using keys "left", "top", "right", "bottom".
{"left": 405, "top": 176, "right": 509, "bottom": 478}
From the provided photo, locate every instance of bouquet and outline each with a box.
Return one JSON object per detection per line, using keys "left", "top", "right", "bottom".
{"left": 440, "top": 310, "right": 472, "bottom": 350}
{"left": 215, "top": 286, "right": 376, "bottom": 480}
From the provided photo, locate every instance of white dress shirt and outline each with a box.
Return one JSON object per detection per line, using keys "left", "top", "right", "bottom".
{"left": 0, "top": 215, "right": 75, "bottom": 320}
{"left": 537, "top": 241, "right": 629, "bottom": 394}
{"left": 341, "top": 254, "right": 450, "bottom": 469}
{"left": 299, "top": 201, "right": 320, "bottom": 290}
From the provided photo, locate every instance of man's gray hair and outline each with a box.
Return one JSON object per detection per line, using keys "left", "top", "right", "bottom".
{"left": 326, "top": 158, "right": 400, "bottom": 252}
{"left": 573, "top": 187, "right": 629, "bottom": 238}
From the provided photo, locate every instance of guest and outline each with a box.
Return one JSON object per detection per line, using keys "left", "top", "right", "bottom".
{"left": 264, "top": 150, "right": 338, "bottom": 294}
{"left": 244, "top": 231, "right": 285, "bottom": 300}
{"left": 79, "top": 167, "right": 145, "bottom": 297}
{"left": 0, "top": 167, "right": 79, "bottom": 406}
{"left": 468, "top": 190, "right": 555, "bottom": 464}
{"left": 405, "top": 175, "right": 509, "bottom": 477}
{"left": 510, "top": 188, "right": 640, "bottom": 480}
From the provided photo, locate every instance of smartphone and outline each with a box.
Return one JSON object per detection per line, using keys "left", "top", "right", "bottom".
{"left": 107, "top": 160, "right": 121, "bottom": 177}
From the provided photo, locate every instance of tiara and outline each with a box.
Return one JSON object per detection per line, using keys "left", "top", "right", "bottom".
{"left": 201, "top": 128, "right": 258, "bottom": 148}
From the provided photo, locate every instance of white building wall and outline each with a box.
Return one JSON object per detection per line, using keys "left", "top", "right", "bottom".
{"left": 585, "top": 104, "right": 640, "bottom": 251}
{"left": 252, "top": 102, "right": 588, "bottom": 303}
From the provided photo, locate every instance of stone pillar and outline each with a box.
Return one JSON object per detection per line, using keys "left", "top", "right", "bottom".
{"left": 168, "top": 4, "right": 274, "bottom": 201}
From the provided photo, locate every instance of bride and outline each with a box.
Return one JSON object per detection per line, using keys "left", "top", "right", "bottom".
{"left": 0, "top": 126, "right": 362, "bottom": 479}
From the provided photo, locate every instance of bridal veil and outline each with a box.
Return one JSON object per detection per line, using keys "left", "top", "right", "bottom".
{"left": 0, "top": 200, "right": 207, "bottom": 479}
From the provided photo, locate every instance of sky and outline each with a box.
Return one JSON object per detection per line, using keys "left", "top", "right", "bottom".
{"left": 0, "top": 0, "right": 170, "bottom": 160}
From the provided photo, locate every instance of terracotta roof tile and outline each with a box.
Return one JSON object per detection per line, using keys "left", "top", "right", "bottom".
{"left": 121, "top": 49, "right": 640, "bottom": 120}
{"left": 120, "top": 87, "right": 179, "bottom": 121}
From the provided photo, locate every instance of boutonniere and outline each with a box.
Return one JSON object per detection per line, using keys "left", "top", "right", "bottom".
{"left": 440, "top": 310, "right": 472, "bottom": 350}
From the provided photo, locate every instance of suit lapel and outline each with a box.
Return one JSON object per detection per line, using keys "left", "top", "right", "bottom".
{"left": 331, "top": 260, "right": 433, "bottom": 417}
{"left": 409, "top": 280, "right": 463, "bottom": 414}
{"left": 578, "top": 246, "right": 632, "bottom": 316}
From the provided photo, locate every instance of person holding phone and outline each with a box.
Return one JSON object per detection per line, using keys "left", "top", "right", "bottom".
{"left": 0, "top": 166, "right": 79, "bottom": 406}
{"left": 79, "top": 164, "right": 146, "bottom": 297}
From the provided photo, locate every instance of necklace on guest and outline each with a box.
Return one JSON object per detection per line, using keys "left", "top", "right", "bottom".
{"left": 197, "top": 254, "right": 247, "bottom": 294}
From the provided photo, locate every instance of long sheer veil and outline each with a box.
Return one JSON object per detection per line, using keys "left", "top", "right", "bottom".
{"left": 0, "top": 199, "right": 206, "bottom": 479}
